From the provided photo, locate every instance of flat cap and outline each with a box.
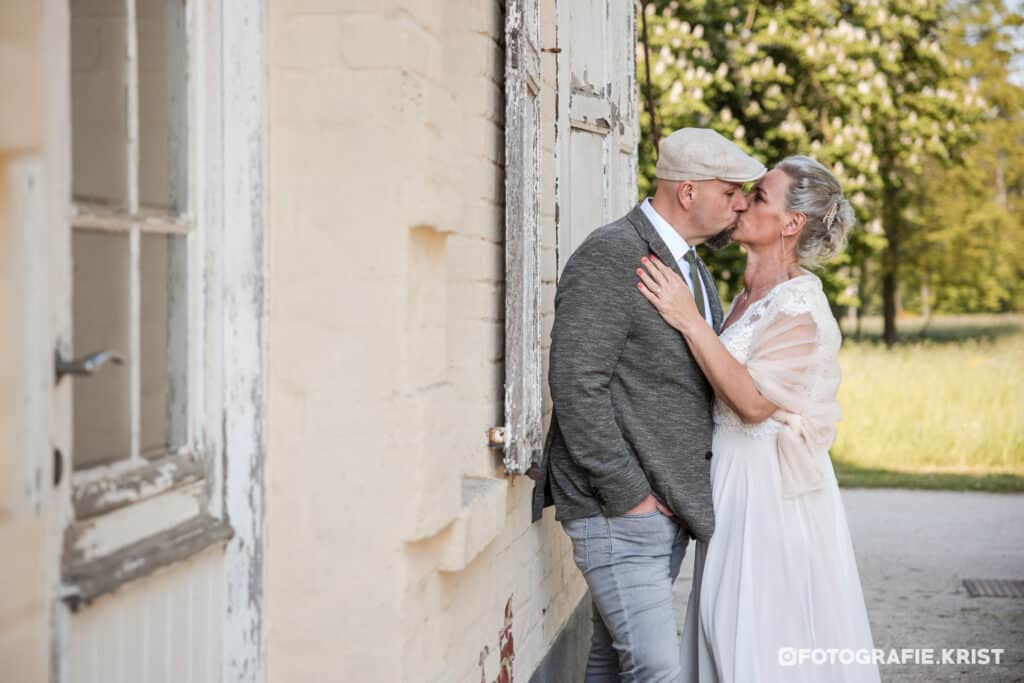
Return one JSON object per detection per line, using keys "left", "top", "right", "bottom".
{"left": 656, "top": 127, "right": 766, "bottom": 183}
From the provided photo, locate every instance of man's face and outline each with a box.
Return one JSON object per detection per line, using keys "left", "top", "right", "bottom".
{"left": 689, "top": 179, "right": 750, "bottom": 240}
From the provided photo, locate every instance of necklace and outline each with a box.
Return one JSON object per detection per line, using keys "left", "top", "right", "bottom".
{"left": 739, "top": 268, "right": 804, "bottom": 305}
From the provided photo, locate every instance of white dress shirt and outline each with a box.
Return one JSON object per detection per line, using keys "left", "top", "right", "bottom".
{"left": 640, "top": 198, "right": 714, "bottom": 326}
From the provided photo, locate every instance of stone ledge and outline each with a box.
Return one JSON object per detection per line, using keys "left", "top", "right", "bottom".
{"left": 439, "top": 476, "right": 507, "bottom": 572}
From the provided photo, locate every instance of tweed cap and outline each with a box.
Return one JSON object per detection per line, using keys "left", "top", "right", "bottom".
{"left": 655, "top": 127, "right": 766, "bottom": 183}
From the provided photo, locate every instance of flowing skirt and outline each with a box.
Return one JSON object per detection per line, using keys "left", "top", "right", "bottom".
{"left": 680, "top": 425, "right": 881, "bottom": 683}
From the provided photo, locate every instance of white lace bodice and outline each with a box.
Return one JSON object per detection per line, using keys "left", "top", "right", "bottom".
{"left": 714, "top": 307, "right": 782, "bottom": 438}
{"left": 713, "top": 274, "right": 840, "bottom": 439}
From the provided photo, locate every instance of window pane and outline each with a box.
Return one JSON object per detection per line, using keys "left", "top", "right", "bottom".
{"left": 140, "top": 233, "right": 188, "bottom": 456}
{"left": 73, "top": 231, "right": 132, "bottom": 469}
{"left": 71, "top": 0, "right": 129, "bottom": 207}
{"left": 138, "top": 0, "right": 188, "bottom": 214}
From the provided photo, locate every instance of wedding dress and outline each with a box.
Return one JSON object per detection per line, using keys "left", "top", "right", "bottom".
{"left": 680, "top": 272, "right": 881, "bottom": 683}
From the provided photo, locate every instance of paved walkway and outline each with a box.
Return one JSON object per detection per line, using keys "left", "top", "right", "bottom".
{"left": 672, "top": 489, "right": 1024, "bottom": 682}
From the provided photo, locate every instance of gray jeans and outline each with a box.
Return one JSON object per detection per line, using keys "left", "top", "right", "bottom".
{"left": 562, "top": 512, "right": 689, "bottom": 683}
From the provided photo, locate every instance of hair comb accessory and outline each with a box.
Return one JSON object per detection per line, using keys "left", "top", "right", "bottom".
{"left": 823, "top": 197, "right": 840, "bottom": 230}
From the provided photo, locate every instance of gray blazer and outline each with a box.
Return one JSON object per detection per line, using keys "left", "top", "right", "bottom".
{"left": 532, "top": 203, "right": 723, "bottom": 542}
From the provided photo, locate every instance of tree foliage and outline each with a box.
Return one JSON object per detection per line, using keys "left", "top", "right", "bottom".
{"left": 904, "top": 0, "right": 1024, "bottom": 316}
{"left": 635, "top": 0, "right": 1013, "bottom": 342}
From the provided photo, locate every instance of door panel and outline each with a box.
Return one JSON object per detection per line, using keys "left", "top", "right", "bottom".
{"left": 567, "top": 129, "right": 608, "bottom": 252}
{"left": 556, "top": 0, "right": 638, "bottom": 273}
{"left": 69, "top": 547, "right": 223, "bottom": 683}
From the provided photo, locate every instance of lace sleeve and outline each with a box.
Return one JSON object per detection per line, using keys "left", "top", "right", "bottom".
{"left": 746, "top": 279, "right": 841, "bottom": 498}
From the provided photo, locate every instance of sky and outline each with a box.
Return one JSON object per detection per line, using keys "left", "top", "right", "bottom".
{"left": 1011, "top": 0, "right": 1024, "bottom": 85}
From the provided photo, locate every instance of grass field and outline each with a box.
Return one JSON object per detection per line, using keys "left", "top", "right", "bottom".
{"left": 832, "top": 314, "right": 1024, "bottom": 492}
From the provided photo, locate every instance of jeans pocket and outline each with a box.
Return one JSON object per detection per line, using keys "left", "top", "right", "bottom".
{"left": 610, "top": 511, "right": 675, "bottom": 551}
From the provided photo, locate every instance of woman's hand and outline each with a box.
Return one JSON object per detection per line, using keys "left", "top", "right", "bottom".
{"left": 636, "top": 254, "right": 705, "bottom": 336}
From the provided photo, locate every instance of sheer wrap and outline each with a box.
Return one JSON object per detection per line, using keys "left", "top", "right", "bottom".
{"left": 744, "top": 282, "right": 842, "bottom": 498}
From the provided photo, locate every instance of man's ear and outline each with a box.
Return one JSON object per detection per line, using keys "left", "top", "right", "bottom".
{"left": 676, "top": 181, "right": 697, "bottom": 210}
{"left": 783, "top": 212, "right": 806, "bottom": 237}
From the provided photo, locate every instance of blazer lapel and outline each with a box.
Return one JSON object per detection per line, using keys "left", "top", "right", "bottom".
{"left": 625, "top": 202, "right": 686, "bottom": 282}
{"left": 627, "top": 202, "right": 724, "bottom": 331}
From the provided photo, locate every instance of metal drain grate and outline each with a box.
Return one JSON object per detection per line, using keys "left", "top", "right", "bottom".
{"left": 962, "top": 579, "right": 1024, "bottom": 598}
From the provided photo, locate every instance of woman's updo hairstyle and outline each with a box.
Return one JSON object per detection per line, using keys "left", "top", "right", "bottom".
{"left": 775, "top": 155, "right": 855, "bottom": 265}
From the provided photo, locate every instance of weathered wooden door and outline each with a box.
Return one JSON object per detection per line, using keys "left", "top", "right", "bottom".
{"left": 54, "top": 1, "right": 230, "bottom": 680}
{"left": 500, "top": 0, "right": 638, "bottom": 476}
{"left": 556, "top": 0, "right": 639, "bottom": 273}
{"left": 48, "top": 0, "right": 269, "bottom": 680}
{"left": 6, "top": 2, "right": 263, "bottom": 681}
{"left": 501, "top": 0, "right": 544, "bottom": 475}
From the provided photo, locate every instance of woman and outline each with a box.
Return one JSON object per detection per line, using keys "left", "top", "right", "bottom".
{"left": 637, "top": 156, "right": 880, "bottom": 682}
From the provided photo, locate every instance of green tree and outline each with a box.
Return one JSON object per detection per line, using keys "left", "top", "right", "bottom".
{"left": 636, "top": 0, "right": 983, "bottom": 342}
{"left": 904, "top": 0, "right": 1024, "bottom": 317}
{"left": 854, "top": 0, "right": 983, "bottom": 344}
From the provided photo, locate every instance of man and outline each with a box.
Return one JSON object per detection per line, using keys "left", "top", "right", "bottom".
{"left": 532, "top": 128, "right": 766, "bottom": 681}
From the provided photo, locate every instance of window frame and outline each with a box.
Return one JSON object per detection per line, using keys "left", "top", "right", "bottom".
{"left": 61, "top": 0, "right": 237, "bottom": 609}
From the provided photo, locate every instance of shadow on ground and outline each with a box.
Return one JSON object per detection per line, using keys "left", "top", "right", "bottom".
{"left": 842, "top": 316, "right": 1024, "bottom": 346}
{"left": 833, "top": 459, "right": 1024, "bottom": 493}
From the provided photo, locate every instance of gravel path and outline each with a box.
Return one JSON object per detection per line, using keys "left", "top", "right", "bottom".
{"left": 672, "top": 488, "right": 1024, "bottom": 682}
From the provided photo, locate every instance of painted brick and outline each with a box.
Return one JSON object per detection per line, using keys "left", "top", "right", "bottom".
{"left": 266, "top": 0, "right": 588, "bottom": 681}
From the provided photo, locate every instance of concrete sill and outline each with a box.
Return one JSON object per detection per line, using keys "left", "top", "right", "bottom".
{"left": 439, "top": 476, "right": 507, "bottom": 572}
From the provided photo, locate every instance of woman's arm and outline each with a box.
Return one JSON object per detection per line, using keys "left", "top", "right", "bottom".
{"left": 637, "top": 255, "right": 777, "bottom": 423}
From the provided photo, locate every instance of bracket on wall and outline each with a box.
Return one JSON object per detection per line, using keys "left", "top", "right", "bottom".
{"left": 486, "top": 426, "right": 506, "bottom": 448}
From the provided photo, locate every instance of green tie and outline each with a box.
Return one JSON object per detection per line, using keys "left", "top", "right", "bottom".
{"left": 682, "top": 250, "right": 707, "bottom": 321}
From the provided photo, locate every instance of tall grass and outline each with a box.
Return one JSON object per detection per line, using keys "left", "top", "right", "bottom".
{"left": 831, "top": 314, "right": 1024, "bottom": 490}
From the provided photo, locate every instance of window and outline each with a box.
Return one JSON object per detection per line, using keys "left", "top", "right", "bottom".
{"left": 64, "top": 0, "right": 230, "bottom": 607}
{"left": 71, "top": 0, "right": 191, "bottom": 469}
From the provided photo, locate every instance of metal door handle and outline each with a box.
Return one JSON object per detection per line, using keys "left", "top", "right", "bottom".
{"left": 55, "top": 349, "right": 125, "bottom": 383}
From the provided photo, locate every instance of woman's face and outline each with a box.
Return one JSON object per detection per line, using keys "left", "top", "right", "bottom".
{"left": 731, "top": 168, "right": 795, "bottom": 249}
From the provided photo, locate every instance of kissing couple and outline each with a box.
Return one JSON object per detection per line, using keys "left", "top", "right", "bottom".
{"left": 533, "top": 128, "right": 881, "bottom": 682}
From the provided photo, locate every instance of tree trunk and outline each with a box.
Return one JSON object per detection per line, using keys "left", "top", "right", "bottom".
{"left": 881, "top": 175, "right": 901, "bottom": 348}
{"left": 882, "top": 269, "right": 898, "bottom": 347}
{"left": 920, "top": 281, "right": 930, "bottom": 319}
{"left": 855, "top": 261, "right": 867, "bottom": 340}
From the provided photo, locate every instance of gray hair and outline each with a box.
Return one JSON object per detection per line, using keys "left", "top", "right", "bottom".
{"left": 775, "top": 155, "right": 855, "bottom": 264}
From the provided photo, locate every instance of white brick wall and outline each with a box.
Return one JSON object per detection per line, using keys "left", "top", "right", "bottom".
{"left": 266, "top": 0, "right": 585, "bottom": 681}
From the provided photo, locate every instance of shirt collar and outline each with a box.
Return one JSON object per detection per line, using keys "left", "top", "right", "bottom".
{"left": 640, "top": 198, "right": 692, "bottom": 263}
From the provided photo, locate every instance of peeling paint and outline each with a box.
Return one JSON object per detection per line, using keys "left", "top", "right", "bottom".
{"left": 65, "top": 480, "right": 204, "bottom": 565}
{"left": 496, "top": 597, "right": 515, "bottom": 683}
{"left": 71, "top": 454, "right": 205, "bottom": 519}
{"left": 478, "top": 597, "right": 516, "bottom": 683}
{"left": 555, "top": 0, "right": 639, "bottom": 275}
{"left": 220, "top": 2, "right": 267, "bottom": 681}
{"left": 503, "top": 0, "right": 545, "bottom": 476}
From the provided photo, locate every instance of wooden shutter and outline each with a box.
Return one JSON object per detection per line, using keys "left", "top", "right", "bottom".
{"left": 501, "top": 0, "right": 544, "bottom": 475}
{"left": 557, "top": 0, "right": 638, "bottom": 273}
